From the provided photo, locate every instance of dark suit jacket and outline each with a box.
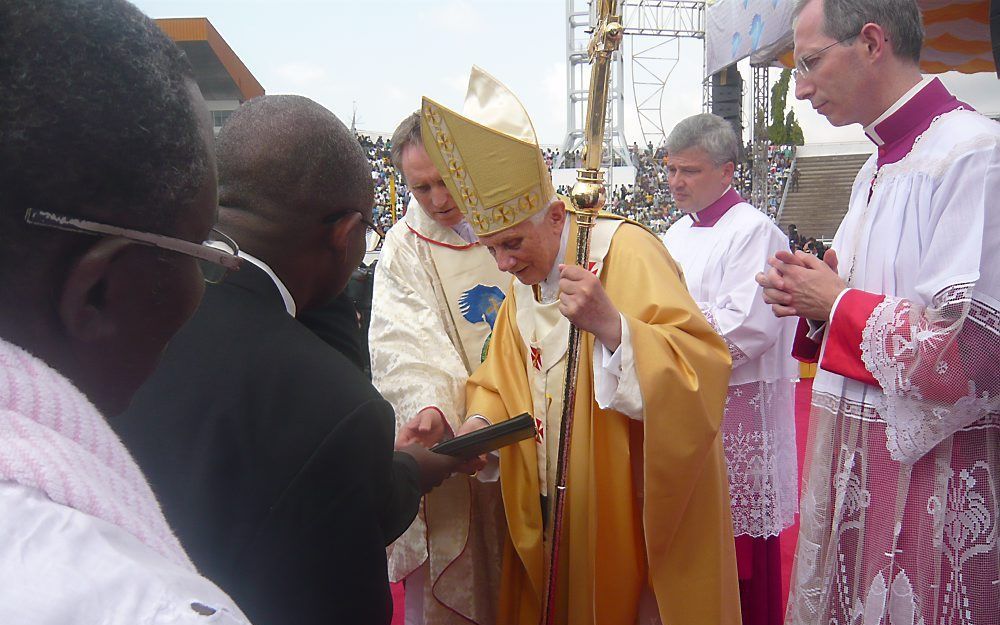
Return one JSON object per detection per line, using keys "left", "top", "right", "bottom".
{"left": 114, "top": 262, "right": 421, "bottom": 625}
{"left": 298, "top": 292, "right": 367, "bottom": 374}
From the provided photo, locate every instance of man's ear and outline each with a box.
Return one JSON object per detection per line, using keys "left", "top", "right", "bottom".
{"left": 722, "top": 161, "right": 736, "bottom": 183}
{"left": 548, "top": 199, "right": 566, "bottom": 229}
{"left": 322, "top": 211, "right": 366, "bottom": 284}
{"left": 858, "top": 22, "right": 888, "bottom": 60}
{"left": 324, "top": 211, "right": 361, "bottom": 257}
{"left": 58, "top": 238, "right": 134, "bottom": 342}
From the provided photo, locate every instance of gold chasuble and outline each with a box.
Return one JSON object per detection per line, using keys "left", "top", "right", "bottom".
{"left": 466, "top": 216, "right": 741, "bottom": 625}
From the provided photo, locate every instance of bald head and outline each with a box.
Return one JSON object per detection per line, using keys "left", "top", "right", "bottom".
{"left": 216, "top": 95, "right": 373, "bottom": 242}
{"left": 215, "top": 95, "right": 375, "bottom": 311}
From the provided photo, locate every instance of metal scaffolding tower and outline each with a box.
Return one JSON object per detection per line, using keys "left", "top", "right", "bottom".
{"left": 556, "top": 0, "right": 629, "bottom": 171}
{"left": 557, "top": 0, "right": 705, "bottom": 169}
{"left": 750, "top": 64, "right": 771, "bottom": 212}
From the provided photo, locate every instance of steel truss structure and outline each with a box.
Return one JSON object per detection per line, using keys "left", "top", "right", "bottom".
{"left": 623, "top": 0, "right": 705, "bottom": 147}
{"left": 557, "top": 0, "right": 706, "bottom": 170}
{"left": 750, "top": 64, "right": 771, "bottom": 211}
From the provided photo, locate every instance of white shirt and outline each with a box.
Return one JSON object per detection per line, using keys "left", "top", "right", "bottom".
{"left": 0, "top": 481, "right": 250, "bottom": 625}
{"left": 662, "top": 200, "right": 800, "bottom": 537}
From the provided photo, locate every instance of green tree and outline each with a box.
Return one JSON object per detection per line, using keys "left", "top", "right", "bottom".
{"left": 768, "top": 69, "right": 790, "bottom": 143}
{"left": 786, "top": 110, "right": 804, "bottom": 146}
{"left": 767, "top": 69, "right": 805, "bottom": 146}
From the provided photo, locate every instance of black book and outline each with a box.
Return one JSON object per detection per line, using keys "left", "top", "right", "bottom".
{"left": 431, "top": 413, "right": 534, "bottom": 460}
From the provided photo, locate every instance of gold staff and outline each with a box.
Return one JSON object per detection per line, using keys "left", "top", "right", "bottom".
{"left": 543, "top": 2, "right": 622, "bottom": 622}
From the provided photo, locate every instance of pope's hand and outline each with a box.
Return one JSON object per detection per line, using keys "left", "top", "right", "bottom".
{"left": 452, "top": 417, "right": 490, "bottom": 473}
{"left": 395, "top": 407, "right": 449, "bottom": 449}
{"left": 456, "top": 417, "right": 489, "bottom": 437}
{"left": 558, "top": 264, "right": 622, "bottom": 351}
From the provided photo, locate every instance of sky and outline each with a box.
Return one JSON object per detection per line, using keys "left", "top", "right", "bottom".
{"left": 132, "top": 0, "right": 1000, "bottom": 148}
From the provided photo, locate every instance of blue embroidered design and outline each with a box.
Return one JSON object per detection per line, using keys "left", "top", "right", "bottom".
{"left": 459, "top": 284, "right": 505, "bottom": 329}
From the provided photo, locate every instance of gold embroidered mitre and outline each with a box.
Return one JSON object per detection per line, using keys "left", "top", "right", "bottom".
{"left": 420, "top": 66, "right": 556, "bottom": 237}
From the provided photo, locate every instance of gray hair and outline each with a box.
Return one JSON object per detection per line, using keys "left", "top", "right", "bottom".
{"left": 793, "top": 0, "right": 924, "bottom": 64}
{"left": 0, "top": 0, "right": 209, "bottom": 282}
{"left": 528, "top": 196, "right": 562, "bottom": 226}
{"left": 665, "top": 114, "right": 741, "bottom": 166}
{"left": 389, "top": 112, "right": 422, "bottom": 177}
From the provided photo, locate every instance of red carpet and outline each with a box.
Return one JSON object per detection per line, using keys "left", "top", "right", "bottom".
{"left": 391, "top": 582, "right": 404, "bottom": 625}
{"left": 389, "top": 377, "right": 815, "bottom": 623}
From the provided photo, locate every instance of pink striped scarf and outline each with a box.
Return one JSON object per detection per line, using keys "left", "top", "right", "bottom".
{"left": 0, "top": 337, "right": 193, "bottom": 569}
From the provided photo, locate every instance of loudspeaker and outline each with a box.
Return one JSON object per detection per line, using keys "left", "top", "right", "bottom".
{"left": 711, "top": 65, "right": 743, "bottom": 134}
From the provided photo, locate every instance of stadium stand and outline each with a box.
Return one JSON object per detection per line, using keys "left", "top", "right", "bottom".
{"left": 777, "top": 144, "right": 871, "bottom": 242}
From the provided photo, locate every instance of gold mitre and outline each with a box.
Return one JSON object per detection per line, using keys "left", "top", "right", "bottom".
{"left": 420, "top": 66, "right": 556, "bottom": 237}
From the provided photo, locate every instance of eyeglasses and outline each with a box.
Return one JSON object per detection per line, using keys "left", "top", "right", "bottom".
{"left": 24, "top": 208, "right": 243, "bottom": 284}
{"left": 322, "top": 211, "right": 385, "bottom": 253}
{"left": 792, "top": 33, "right": 859, "bottom": 79}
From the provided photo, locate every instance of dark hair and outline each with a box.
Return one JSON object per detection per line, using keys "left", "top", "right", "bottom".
{"left": 216, "top": 95, "right": 373, "bottom": 221}
{"left": 0, "top": 0, "right": 209, "bottom": 280}
{"left": 794, "top": 0, "right": 924, "bottom": 64}
{"left": 389, "top": 112, "right": 422, "bottom": 178}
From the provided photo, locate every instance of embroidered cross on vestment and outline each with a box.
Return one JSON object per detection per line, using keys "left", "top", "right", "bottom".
{"left": 530, "top": 346, "right": 542, "bottom": 370}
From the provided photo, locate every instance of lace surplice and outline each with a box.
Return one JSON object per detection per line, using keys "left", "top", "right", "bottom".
{"left": 786, "top": 109, "right": 1000, "bottom": 625}
{"left": 663, "top": 203, "right": 799, "bottom": 538}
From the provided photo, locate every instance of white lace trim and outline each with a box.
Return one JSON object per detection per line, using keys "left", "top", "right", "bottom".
{"left": 703, "top": 309, "right": 749, "bottom": 367}
{"left": 859, "top": 287, "right": 1000, "bottom": 464}
{"left": 722, "top": 380, "right": 798, "bottom": 537}
{"left": 788, "top": 416, "right": 998, "bottom": 625}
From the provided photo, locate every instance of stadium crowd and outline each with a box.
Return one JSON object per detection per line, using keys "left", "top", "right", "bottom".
{"left": 358, "top": 133, "right": 408, "bottom": 233}
{"left": 359, "top": 132, "right": 798, "bottom": 240}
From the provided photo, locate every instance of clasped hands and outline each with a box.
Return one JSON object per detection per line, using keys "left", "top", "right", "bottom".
{"left": 755, "top": 249, "right": 845, "bottom": 321}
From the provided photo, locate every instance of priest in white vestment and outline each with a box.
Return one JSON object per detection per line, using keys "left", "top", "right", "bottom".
{"left": 661, "top": 113, "right": 798, "bottom": 625}
{"left": 759, "top": 1, "right": 1000, "bottom": 623}
{"left": 370, "top": 112, "right": 507, "bottom": 624}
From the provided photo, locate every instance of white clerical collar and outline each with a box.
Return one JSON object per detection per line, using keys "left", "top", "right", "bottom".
{"left": 864, "top": 76, "right": 932, "bottom": 146}
{"left": 538, "top": 219, "right": 571, "bottom": 304}
{"left": 237, "top": 251, "right": 297, "bottom": 317}
{"left": 451, "top": 220, "right": 479, "bottom": 244}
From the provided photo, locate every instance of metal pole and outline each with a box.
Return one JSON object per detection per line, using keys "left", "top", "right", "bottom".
{"left": 543, "top": 3, "right": 622, "bottom": 623}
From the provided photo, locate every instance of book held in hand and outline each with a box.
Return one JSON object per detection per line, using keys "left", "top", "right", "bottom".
{"left": 431, "top": 413, "right": 534, "bottom": 460}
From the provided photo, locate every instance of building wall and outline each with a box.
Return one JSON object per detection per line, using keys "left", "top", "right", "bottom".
{"left": 206, "top": 99, "right": 241, "bottom": 134}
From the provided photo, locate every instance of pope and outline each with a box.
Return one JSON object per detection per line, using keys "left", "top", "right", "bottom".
{"left": 421, "top": 66, "right": 742, "bottom": 625}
